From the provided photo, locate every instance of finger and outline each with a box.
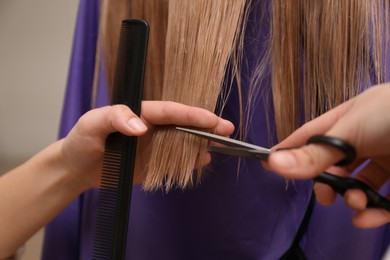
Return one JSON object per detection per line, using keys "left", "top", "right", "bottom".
{"left": 313, "top": 166, "right": 349, "bottom": 206}
{"left": 141, "top": 101, "right": 234, "bottom": 135}
{"left": 192, "top": 151, "right": 212, "bottom": 171}
{"left": 344, "top": 189, "right": 368, "bottom": 211}
{"left": 344, "top": 160, "right": 389, "bottom": 211}
{"left": 213, "top": 119, "right": 235, "bottom": 136}
{"left": 312, "top": 166, "right": 347, "bottom": 205}
{"left": 313, "top": 182, "right": 337, "bottom": 206}
{"left": 76, "top": 105, "right": 147, "bottom": 138}
{"left": 260, "top": 161, "right": 271, "bottom": 171}
{"left": 202, "top": 153, "right": 212, "bottom": 166}
{"left": 352, "top": 205, "right": 390, "bottom": 228}
{"left": 268, "top": 143, "right": 345, "bottom": 179}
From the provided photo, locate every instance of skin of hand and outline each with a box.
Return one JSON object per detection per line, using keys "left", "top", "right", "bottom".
{"left": 265, "top": 83, "right": 390, "bottom": 229}
{"left": 62, "top": 101, "right": 234, "bottom": 188}
{"left": 0, "top": 101, "right": 234, "bottom": 258}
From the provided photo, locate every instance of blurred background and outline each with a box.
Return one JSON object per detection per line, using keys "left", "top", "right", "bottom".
{"left": 0, "top": 0, "right": 79, "bottom": 258}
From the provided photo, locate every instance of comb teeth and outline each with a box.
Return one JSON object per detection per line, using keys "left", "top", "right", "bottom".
{"left": 93, "top": 134, "right": 124, "bottom": 259}
{"left": 92, "top": 19, "right": 149, "bottom": 260}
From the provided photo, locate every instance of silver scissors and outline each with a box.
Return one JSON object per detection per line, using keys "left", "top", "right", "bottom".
{"left": 176, "top": 127, "right": 390, "bottom": 211}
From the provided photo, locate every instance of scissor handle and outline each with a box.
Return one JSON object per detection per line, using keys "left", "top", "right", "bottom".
{"left": 307, "top": 135, "right": 356, "bottom": 166}
{"left": 307, "top": 135, "right": 390, "bottom": 211}
{"left": 315, "top": 172, "right": 390, "bottom": 211}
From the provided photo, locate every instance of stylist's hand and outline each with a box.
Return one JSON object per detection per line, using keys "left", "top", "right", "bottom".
{"left": 266, "top": 84, "right": 390, "bottom": 228}
{"left": 61, "top": 101, "right": 234, "bottom": 190}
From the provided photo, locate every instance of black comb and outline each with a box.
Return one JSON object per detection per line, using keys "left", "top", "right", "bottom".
{"left": 92, "top": 19, "right": 149, "bottom": 260}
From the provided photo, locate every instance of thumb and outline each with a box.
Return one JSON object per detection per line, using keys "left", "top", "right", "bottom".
{"left": 268, "top": 143, "right": 346, "bottom": 179}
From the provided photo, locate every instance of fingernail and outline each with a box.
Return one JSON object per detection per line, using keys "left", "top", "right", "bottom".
{"left": 271, "top": 152, "right": 297, "bottom": 170}
{"left": 127, "top": 118, "right": 147, "bottom": 132}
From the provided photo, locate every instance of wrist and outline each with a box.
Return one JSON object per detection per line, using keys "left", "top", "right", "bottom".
{"left": 44, "top": 139, "right": 90, "bottom": 194}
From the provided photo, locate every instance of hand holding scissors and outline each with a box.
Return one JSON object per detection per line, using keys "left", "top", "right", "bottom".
{"left": 176, "top": 106, "right": 390, "bottom": 229}
{"left": 268, "top": 84, "right": 390, "bottom": 228}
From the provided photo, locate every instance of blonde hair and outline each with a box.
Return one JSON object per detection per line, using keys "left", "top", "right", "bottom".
{"left": 270, "top": 0, "right": 389, "bottom": 140}
{"left": 97, "top": 0, "right": 388, "bottom": 191}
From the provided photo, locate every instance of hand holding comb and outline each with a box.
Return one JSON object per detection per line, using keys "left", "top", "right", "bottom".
{"left": 92, "top": 19, "right": 149, "bottom": 260}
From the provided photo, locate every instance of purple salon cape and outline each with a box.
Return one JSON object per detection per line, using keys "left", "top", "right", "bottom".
{"left": 42, "top": 0, "right": 389, "bottom": 259}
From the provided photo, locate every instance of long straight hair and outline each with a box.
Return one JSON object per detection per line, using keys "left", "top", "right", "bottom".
{"left": 270, "top": 0, "right": 389, "bottom": 140}
{"left": 97, "top": 0, "right": 389, "bottom": 191}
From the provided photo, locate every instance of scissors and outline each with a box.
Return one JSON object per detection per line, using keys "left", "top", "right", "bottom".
{"left": 176, "top": 127, "right": 390, "bottom": 211}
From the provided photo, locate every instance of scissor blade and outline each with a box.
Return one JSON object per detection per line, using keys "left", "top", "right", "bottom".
{"left": 176, "top": 127, "right": 270, "bottom": 153}
{"left": 209, "top": 146, "right": 269, "bottom": 160}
